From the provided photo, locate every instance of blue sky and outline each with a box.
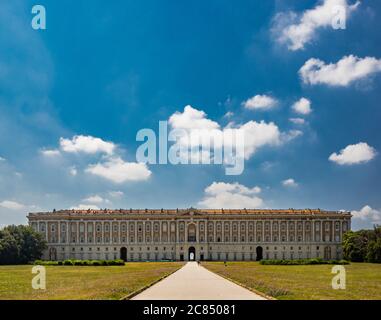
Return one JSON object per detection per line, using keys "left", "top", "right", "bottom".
{"left": 0, "top": 0, "right": 380, "bottom": 230}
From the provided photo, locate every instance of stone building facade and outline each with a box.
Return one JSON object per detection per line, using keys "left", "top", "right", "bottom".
{"left": 27, "top": 208, "right": 351, "bottom": 261}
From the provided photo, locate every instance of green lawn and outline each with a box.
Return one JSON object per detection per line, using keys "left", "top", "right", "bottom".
{"left": 202, "top": 261, "right": 381, "bottom": 300}
{"left": 0, "top": 262, "right": 183, "bottom": 300}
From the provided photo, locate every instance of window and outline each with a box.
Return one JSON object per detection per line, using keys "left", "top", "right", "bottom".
{"left": 105, "top": 224, "right": 109, "bottom": 232}
{"left": 122, "top": 224, "right": 126, "bottom": 232}
{"left": 96, "top": 224, "right": 101, "bottom": 232}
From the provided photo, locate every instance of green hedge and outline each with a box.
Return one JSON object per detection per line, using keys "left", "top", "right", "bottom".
{"left": 34, "top": 259, "right": 125, "bottom": 266}
{"left": 259, "top": 258, "right": 350, "bottom": 265}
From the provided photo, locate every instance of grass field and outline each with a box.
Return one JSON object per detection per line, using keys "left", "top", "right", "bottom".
{"left": 202, "top": 261, "right": 381, "bottom": 300}
{"left": 0, "top": 262, "right": 183, "bottom": 300}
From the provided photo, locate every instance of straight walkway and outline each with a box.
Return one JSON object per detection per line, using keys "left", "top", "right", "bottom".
{"left": 132, "top": 262, "right": 267, "bottom": 300}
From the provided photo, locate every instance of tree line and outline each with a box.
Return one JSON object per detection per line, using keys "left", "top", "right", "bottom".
{"left": 343, "top": 226, "right": 381, "bottom": 263}
{"left": 0, "top": 225, "right": 46, "bottom": 264}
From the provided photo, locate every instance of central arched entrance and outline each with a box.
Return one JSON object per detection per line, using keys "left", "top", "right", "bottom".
{"left": 120, "top": 247, "right": 127, "bottom": 262}
{"left": 256, "top": 246, "right": 263, "bottom": 261}
{"left": 188, "top": 246, "right": 196, "bottom": 261}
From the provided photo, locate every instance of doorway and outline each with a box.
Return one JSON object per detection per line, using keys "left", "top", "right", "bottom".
{"left": 120, "top": 247, "right": 127, "bottom": 262}
{"left": 188, "top": 246, "right": 196, "bottom": 261}
{"left": 256, "top": 246, "right": 263, "bottom": 261}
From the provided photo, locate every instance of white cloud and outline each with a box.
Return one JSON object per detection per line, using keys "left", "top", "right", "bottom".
{"left": 282, "top": 178, "right": 298, "bottom": 187}
{"left": 242, "top": 95, "right": 278, "bottom": 110}
{"left": 239, "top": 120, "right": 282, "bottom": 159}
{"left": 292, "top": 98, "right": 312, "bottom": 115}
{"left": 40, "top": 149, "right": 61, "bottom": 157}
{"left": 273, "top": 0, "right": 360, "bottom": 51}
{"left": 198, "top": 182, "right": 263, "bottom": 209}
{"left": 70, "top": 204, "right": 100, "bottom": 210}
{"left": 289, "top": 118, "right": 306, "bottom": 125}
{"left": 85, "top": 157, "right": 151, "bottom": 183}
{"left": 60, "top": 135, "right": 116, "bottom": 155}
{"left": 351, "top": 205, "right": 381, "bottom": 227}
{"left": 299, "top": 55, "right": 381, "bottom": 86}
{"left": 82, "top": 195, "right": 106, "bottom": 204}
{"left": 69, "top": 166, "right": 77, "bottom": 176}
{"left": 224, "top": 111, "right": 234, "bottom": 118}
{"left": 0, "top": 156, "right": 5, "bottom": 161}
{"left": 329, "top": 142, "right": 376, "bottom": 165}
{"left": 168, "top": 105, "right": 300, "bottom": 161}
{"left": 0, "top": 200, "right": 25, "bottom": 210}
{"left": 169, "top": 105, "right": 220, "bottom": 131}
{"left": 109, "top": 191, "right": 124, "bottom": 198}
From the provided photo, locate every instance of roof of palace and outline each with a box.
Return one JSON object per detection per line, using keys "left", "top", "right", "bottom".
{"left": 28, "top": 208, "right": 351, "bottom": 217}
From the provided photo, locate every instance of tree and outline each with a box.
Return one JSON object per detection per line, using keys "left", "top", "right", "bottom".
{"left": 0, "top": 225, "right": 46, "bottom": 264}
{"left": 366, "top": 238, "right": 381, "bottom": 263}
{"left": 343, "top": 226, "right": 381, "bottom": 263}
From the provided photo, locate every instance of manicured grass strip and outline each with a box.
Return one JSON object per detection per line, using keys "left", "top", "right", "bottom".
{"left": 202, "top": 261, "right": 381, "bottom": 300}
{"left": 0, "top": 262, "right": 184, "bottom": 300}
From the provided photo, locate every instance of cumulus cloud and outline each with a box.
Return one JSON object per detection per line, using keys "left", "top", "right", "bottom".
{"left": 351, "top": 205, "right": 381, "bottom": 228}
{"left": 109, "top": 191, "right": 124, "bottom": 198}
{"left": 273, "top": 0, "right": 360, "bottom": 51}
{"left": 85, "top": 157, "right": 151, "bottom": 183}
{"left": 70, "top": 204, "right": 100, "bottom": 210}
{"left": 198, "top": 182, "right": 263, "bottom": 209}
{"left": 82, "top": 195, "right": 108, "bottom": 204}
{"left": 0, "top": 200, "right": 26, "bottom": 210}
{"left": 282, "top": 178, "right": 298, "bottom": 187}
{"left": 40, "top": 149, "right": 61, "bottom": 157}
{"left": 329, "top": 142, "right": 376, "bottom": 165}
{"left": 289, "top": 118, "right": 306, "bottom": 125}
{"left": 0, "top": 156, "right": 6, "bottom": 161}
{"left": 168, "top": 105, "right": 300, "bottom": 161}
{"left": 69, "top": 166, "right": 77, "bottom": 176}
{"left": 299, "top": 55, "right": 381, "bottom": 86}
{"left": 169, "top": 105, "right": 219, "bottom": 131}
{"left": 292, "top": 98, "right": 312, "bottom": 115}
{"left": 60, "top": 135, "right": 116, "bottom": 155}
{"left": 242, "top": 95, "right": 278, "bottom": 110}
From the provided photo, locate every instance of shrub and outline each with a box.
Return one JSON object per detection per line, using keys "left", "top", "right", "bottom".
{"left": 33, "top": 259, "right": 125, "bottom": 266}
{"left": 259, "top": 258, "right": 350, "bottom": 265}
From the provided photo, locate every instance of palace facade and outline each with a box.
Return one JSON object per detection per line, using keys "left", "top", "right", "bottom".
{"left": 27, "top": 208, "right": 351, "bottom": 261}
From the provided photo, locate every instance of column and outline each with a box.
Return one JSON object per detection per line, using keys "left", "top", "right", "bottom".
{"left": 83, "top": 222, "right": 87, "bottom": 243}
{"left": 286, "top": 221, "right": 289, "bottom": 242}
{"left": 135, "top": 221, "right": 138, "bottom": 243}
{"left": 76, "top": 221, "right": 79, "bottom": 244}
{"left": 58, "top": 221, "right": 61, "bottom": 244}
{"left": 213, "top": 221, "right": 216, "bottom": 243}
{"left": 246, "top": 221, "right": 249, "bottom": 243}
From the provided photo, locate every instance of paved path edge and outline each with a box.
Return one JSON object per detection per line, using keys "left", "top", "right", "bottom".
{"left": 199, "top": 264, "right": 275, "bottom": 300}
{"left": 120, "top": 264, "right": 185, "bottom": 300}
